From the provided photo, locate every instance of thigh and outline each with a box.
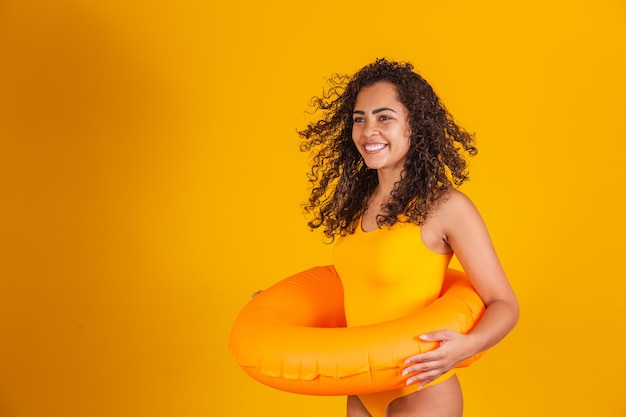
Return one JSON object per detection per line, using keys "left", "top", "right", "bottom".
{"left": 347, "top": 395, "right": 372, "bottom": 417}
{"left": 387, "top": 375, "right": 463, "bottom": 417}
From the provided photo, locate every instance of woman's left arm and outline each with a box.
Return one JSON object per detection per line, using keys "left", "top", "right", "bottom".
{"left": 403, "top": 191, "right": 520, "bottom": 389}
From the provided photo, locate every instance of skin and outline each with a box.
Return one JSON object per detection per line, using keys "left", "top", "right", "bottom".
{"left": 347, "top": 377, "right": 462, "bottom": 417}
{"left": 347, "top": 82, "right": 519, "bottom": 416}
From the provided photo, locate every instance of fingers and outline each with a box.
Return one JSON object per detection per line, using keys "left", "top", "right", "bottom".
{"left": 402, "top": 332, "right": 452, "bottom": 388}
{"left": 401, "top": 329, "right": 465, "bottom": 388}
{"left": 402, "top": 357, "right": 443, "bottom": 379}
{"left": 419, "top": 329, "right": 453, "bottom": 342}
{"left": 403, "top": 329, "right": 452, "bottom": 363}
{"left": 406, "top": 368, "right": 442, "bottom": 389}
{"left": 403, "top": 341, "right": 443, "bottom": 366}
{"left": 403, "top": 358, "right": 445, "bottom": 389}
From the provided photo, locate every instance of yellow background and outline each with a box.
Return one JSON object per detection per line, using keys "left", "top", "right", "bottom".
{"left": 1, "top": 0, "right": 625, "bottom": 416}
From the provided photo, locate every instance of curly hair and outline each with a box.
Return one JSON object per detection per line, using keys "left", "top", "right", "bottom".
{"left": 299, "top": 58, "right": 477, "bottom": 241}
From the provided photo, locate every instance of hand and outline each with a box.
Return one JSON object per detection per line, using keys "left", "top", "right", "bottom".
{"left": 402, "top": 329, "right": 473, "bottom": 390}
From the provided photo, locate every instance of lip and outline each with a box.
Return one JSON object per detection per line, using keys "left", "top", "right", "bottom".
{"left": 364, "top": 143, "right": 387, "bottom": 153}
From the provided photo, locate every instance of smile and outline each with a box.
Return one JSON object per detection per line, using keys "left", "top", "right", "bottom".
{"left": 364, "top": 143, "right": 387, "bottom": 152}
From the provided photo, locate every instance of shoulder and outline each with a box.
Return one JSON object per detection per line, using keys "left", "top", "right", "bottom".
{"left": 428, "top": 188, "right": 487, "bottom": 242}
{"left": 433, "top": 188, "right": 478, "bottom": 218}
{"left": 419, "top": 189, "right": 478, "bottom": 253}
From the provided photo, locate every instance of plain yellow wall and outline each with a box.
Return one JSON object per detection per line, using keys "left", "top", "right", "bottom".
{"left": 1, "top": 0, "right": 625, "bottom": 416}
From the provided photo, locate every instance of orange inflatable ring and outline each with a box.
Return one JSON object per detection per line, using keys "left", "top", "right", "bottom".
{"left": 229, "top": 265, "right": 485, "bottom": 396}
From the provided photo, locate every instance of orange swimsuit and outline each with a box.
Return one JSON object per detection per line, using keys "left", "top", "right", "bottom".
{"left": 333, "top": 220, "right": 453, "bottom": 416}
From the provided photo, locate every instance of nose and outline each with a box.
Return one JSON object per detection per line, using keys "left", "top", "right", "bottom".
{"left": 361, "top": 120, "right": 378, "bottom": 138}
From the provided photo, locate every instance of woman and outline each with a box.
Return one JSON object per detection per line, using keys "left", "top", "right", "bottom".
{"left": 298, "top": 58, "right": 519, "bottom": 417}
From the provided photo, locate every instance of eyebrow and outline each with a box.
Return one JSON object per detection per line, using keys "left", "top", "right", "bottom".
{"left": 353, "top": 107, "right": 398, "bottom": 115}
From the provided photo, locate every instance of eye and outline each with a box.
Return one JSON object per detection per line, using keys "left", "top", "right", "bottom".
{"left": 353, "top": 117, "right": 364, "bottom": 124}
{"left": 378, "top": 114, "right": 392, "bottom": 121}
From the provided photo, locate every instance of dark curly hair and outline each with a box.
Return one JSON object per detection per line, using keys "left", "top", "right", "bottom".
{"left": 299, "top": 58, "right": 477, "bottom": 241}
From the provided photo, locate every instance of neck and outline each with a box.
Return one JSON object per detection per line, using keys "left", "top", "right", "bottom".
{"left": 376, "top": 169, "right": 402, "bottom": 197}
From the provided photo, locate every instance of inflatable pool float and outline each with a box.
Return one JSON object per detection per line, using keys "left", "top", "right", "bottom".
{"left": 229, "top": 265, "right": 484, "bottom": 395}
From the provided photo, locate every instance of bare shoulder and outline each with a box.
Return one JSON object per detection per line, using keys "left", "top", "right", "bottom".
{"left": 433, "top": 188, "right": 479, "bottom": 218}
{"left": 428, "top": 188, "right": 489, "bottom": 247}
{"left": 421, "top": 189, "right": 480, "bottom": 253}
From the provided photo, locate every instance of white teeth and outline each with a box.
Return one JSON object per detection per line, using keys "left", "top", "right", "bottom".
{"left": 365, "top": 143, "right": 386, "bottom": 152}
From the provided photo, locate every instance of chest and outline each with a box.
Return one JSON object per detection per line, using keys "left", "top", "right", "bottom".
{"left": 334, "top": 223, "right": 451, "bottom": 287}
{"left": 333, "top": 223, "right": 453, "bottom": 325}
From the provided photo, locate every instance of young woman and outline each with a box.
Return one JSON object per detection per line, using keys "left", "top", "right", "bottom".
{"left": 298, "top": 59, "right": 519, "bottom": 417}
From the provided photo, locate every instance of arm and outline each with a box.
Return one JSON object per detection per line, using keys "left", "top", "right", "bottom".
{"left": 403, "top": 190, "right": 519, "bottom": 389}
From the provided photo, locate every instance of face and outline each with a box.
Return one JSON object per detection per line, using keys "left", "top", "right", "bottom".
{"left": 352, "top": 81, "right": 411, "bottom": 177}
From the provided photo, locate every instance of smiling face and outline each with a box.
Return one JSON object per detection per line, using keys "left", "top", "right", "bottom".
{"left": 352, "top": 81, "right": 411, "bottom": 178}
